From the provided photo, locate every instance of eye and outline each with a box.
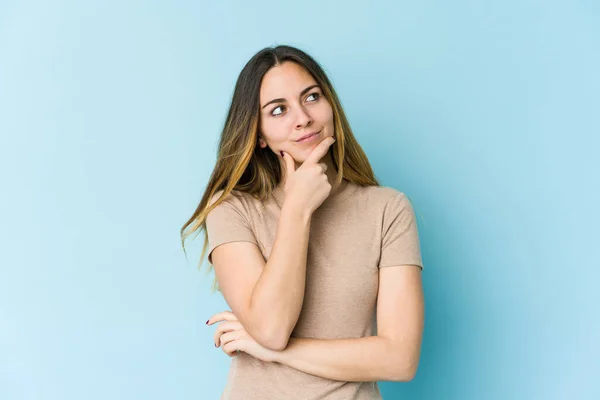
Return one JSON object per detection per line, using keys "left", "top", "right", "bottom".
{"left": 270, "top": 92, "right": 320, "bottom": 117}
{"left": 271, "top": 105, "right": 285, "bottom": 117}
{"left": 306, "top": 92, "right": 320, "bottom": 102}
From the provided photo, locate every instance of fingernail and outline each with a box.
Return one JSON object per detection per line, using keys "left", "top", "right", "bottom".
{"left": 214, "top": 343, "right": 218, "bottom": 347}
{"left": 206, "top": 319, "right": 209, "bottom": 325}
{"left": 280, "top": 151, "right": 284, "bottom": 157}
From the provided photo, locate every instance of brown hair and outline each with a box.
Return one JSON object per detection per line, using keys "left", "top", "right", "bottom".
{"left": 180, "top": 45, "right": 379, "bottom": 292}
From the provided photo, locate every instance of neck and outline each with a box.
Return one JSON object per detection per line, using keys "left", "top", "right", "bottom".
{"left": 321, "top": 152, "right": 345, "bottom": 196}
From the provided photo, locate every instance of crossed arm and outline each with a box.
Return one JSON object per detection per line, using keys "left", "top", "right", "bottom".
{"left": 211, "top": 264, "right": 424, "bottom": 382}
{"left": 272, "top": 264, "right": 424, "bottom": 382}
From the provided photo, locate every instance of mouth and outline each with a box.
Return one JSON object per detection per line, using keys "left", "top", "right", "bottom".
{"left": 295, "top": 129, "right": 322, "bottom": 142}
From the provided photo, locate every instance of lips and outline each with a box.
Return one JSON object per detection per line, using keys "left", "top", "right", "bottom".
{"left": 295, "top": 130, "right": 321, "bottom": 142}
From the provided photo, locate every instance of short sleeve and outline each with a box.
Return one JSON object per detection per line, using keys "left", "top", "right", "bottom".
{"left": 205, "top": 192, "right": 258, "bottom": 264}
{"left": 379, "top": 192, "right": 424, "bottom": 270}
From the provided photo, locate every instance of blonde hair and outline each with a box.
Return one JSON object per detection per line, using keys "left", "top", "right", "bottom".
{"left": 180, "top": 45, "right": 379, "bottom": 292}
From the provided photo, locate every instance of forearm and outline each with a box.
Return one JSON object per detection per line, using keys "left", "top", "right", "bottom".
{"left": 249, "top": 203, "right": 312, "bottom": 350}
{"left": 272, "top": 336, "right": 414, "bottom": 382}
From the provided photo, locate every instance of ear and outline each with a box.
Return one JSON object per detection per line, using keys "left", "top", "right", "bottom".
{"left": 258, "top": 134, "right": 267, "bottom": 148}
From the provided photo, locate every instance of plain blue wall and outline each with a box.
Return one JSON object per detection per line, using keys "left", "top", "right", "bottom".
{"left": 1, "top": 0, "right": 598, "bottom": 399}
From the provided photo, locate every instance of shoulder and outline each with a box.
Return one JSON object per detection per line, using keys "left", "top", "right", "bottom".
{"left": 350, "top": 185, "right": 419, "bottom": 227}
{"left": 354, "top": 184, "right": 411, "bottom": 208}
{"left": 207, "top": 188, "right": 266, "bottom": 220}
{"left": 208, "top": 188, "right": 252, "bottom": 206}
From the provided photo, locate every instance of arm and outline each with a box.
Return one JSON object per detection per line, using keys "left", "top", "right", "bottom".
{"left": 209, "top": 140, "right": 334, "bottom": 351}
{"left": 211, "top": 203, "right": 312, "bottom": 351}
{"left": 249, "top": 203, "right": 312, "bottom": 349}
{"left": 272, "top": 265, "right": 424, "bottom": 382}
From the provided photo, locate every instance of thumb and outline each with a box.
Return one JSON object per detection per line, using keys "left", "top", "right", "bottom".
{"left": 281, "top": 150, "right": 296, "bottom": 177}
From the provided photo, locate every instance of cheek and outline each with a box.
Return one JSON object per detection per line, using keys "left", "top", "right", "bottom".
{"left": 314, "top": 103, "right": 334, "bottom": 125}
{"left": 260, "top": 119, "right": 291, "bottom": 144}
{"left": 261, "top": 123, "right": 289, "bottom": 147}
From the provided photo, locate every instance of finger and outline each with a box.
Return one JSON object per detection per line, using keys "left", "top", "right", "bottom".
{"left": 304, "top": 137, "right": 336, "bottom": 165}
{"left": 319, "top": 162, "right": 328, "bottom": 173}
{"left": 206, "top": 310, "right": 237, "bottom": 326}
{"left": 223, "top": 341, "right": 241, "bottom": 357}
{"left": 219, "top": 330, "right": 243, "bottom": 347}
{"left": 214, "top": 321, "right": 243, "bottom": 347}
{"left": 281, "top": 150, "right": 296, "bottom": 178}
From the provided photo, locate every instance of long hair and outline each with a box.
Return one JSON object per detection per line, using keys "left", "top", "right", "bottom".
{"left": 180, "top": 45, "right": 379, "bottom": 292}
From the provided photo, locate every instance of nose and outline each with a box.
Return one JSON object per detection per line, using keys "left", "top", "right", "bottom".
{"left": 294, "top": 106, "right": 313, "bottom": 130}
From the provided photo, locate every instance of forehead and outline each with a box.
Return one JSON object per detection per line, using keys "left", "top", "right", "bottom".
{"left": 260, "top": 62, "right": 317, "bottom": 101}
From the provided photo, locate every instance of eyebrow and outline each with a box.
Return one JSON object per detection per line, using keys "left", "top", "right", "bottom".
{"left": 261, "top": 84, "right": 320, "bottom": 110}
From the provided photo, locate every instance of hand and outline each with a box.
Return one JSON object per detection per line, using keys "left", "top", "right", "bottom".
{"left": 207, "top": 310, "right": 279, "bottom": 363}
{"left": 280, "top": 136, "right": 336, "bottom": 215}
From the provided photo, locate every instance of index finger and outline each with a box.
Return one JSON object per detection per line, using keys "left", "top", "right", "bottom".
{"left": 206, "top": 310, "right": 238, "bottom": 325}
{"left": 304, "top": 137, "right": 336, "bottom": 165}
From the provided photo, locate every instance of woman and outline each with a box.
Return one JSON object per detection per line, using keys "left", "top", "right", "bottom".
{"left": 180, "top": 45, "right": 424, "bottom": 400}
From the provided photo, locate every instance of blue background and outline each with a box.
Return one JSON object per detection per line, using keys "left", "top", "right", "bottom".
{"left": 1, "top": 0, "right": 598, "bottom": 399}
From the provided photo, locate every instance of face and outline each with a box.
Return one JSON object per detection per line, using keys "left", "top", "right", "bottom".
{"left": 258, "top": 61, "right": 334, "bottom": 165}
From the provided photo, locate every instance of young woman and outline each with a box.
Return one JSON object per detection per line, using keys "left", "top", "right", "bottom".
{"left": 180, "top": 45, "right": 424, "bottom": 400}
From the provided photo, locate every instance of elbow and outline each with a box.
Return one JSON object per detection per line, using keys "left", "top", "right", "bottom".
{"left": 254, "top": 328, "right": 291, "bottom": 352}
{"left": 245, "top": 310, "right": 294, "bottom": 351}
{"left": 263, "top": 338, "right": 289, "bottom": 352}
{"left": 384, "top": 337, "right": 421, "bottom": 382}
{"left": 390, "top": 361, "right": 419, "bottom": 382}
{"left": 396, "top": 368, "right": 418, "bottom": 382}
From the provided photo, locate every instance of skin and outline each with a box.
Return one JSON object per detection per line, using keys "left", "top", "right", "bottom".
{"left": 257, "top": 61, "right": 345, "bottom": 195}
